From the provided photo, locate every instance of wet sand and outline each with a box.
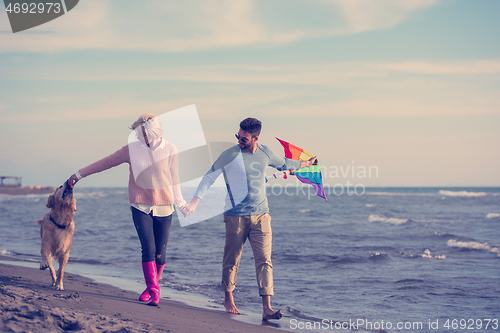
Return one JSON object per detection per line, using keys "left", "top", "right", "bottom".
{"left": 0, "top": 256, "right": 284, "bottom": 333}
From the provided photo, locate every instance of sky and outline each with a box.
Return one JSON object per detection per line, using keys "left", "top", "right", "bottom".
{"left": 0, "top": 0, "right": 499, "bottom": 187}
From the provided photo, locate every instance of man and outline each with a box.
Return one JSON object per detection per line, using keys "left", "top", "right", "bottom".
{"left": 181, "top": 118, "right": 316, "bottom": 320}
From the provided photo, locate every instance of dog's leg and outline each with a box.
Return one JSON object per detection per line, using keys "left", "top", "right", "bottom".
{"left": 47, "top": 257, "right": 57, "bottom": 287}
{"left": 40, "top": 248, "right": 57, "bottom": 286}
{"left": 40, "top": 247, "right": 50, "bottom": 270}
{"left": 55, "top": 252, "right": 69, "bottom": 291}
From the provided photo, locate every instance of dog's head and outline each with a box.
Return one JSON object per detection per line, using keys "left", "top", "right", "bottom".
{"left": 46, "top": 180, "right": 76, "bottom": 212}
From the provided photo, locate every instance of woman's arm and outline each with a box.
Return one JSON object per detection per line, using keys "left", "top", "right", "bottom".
{"left": 68, "top": 146, "right": 129, "bottom": 187}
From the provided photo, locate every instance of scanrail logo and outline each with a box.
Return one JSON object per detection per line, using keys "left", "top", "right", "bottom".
{"left": 3, "top": 0, "right": 79, "bottom": 33}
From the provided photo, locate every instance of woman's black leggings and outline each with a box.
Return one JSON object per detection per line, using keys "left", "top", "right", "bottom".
{"left": 131, "top": 206, "right": 172, "bottom": 265}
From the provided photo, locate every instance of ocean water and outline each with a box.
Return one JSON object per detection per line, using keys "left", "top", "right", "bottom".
{"left": 1, "top": 187, "right": 499, "bottom": 332}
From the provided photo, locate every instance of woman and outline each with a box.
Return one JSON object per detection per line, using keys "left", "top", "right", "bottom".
{"left": 68, "top": 113, "right": 186, "bottom": 306}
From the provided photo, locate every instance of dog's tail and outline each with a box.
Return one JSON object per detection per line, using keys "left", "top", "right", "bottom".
{"left": 35, "top": 219, "right": 43, "bottom": 225}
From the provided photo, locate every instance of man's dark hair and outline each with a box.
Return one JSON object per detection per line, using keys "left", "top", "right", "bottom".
{"left": 240, "top": 118, "right": 262, "bottom": 137}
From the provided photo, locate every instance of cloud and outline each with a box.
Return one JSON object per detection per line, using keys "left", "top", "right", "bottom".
{"left": 6, "top": 58, "right": 499, "bottom": 84}
{"left": 0, "top": 0, "right": 111, "bottom": 51}
{"left": 2, "top": 58, "right": 499, "bottom": 124}
{"left": 330, "top": 0, "right": 439, "bottom": 33}
{"left": 0, "top": 97, "right": 150, "bottom": 123}
{"left": 288, "top": 95, "right": 500, "bottom": 117}
{"left": 0, "top": 0, "right": 287, "bottom": 53}
{"left": 377, "top": 60, "right": 500, "bottom": 75}
{"left": 25, "top": 96, "right": 82, "bottom": 104}
{"left": 0, "top": 0, "right": 439, "bottom": 53}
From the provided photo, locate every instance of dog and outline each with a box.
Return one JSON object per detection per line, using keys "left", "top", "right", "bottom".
{"left": 35, "top": 180, "right": 76, "bottom": 291}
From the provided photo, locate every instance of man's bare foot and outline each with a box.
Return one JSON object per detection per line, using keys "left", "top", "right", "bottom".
{"left": 262, "top": 309, "right": 283, "bottom": 321}
{"left": 261, "top": 295, "right": 283, "bottom": 320}
{"left": 225, "top": 300, "right": 241, "bottom": 314}
{"left": 224, "top": 292, "right": 241, "bottom": 314}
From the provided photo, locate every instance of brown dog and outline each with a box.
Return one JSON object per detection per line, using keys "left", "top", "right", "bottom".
{"left": 36, "top": 181, "right": 76, "bottom": 290}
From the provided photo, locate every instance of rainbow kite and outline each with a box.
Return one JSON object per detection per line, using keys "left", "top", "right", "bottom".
{"left": 276, "top": 138, "right": 327, "bottom": 201}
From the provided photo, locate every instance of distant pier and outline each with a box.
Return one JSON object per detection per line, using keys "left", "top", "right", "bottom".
{"left": 0, "top": 176, "right": 53, "bottom": 195}
{"left": 0, "top": 176, "right": 22, "bottom": 187}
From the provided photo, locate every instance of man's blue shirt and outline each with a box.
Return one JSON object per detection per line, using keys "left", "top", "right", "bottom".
{"left": 194, "top": 144, "right": 301, "bottom": 216}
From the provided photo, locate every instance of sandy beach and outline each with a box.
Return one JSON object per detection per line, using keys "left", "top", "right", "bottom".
{"left": 0, "top": 256, "right": 285, "bottom": 333}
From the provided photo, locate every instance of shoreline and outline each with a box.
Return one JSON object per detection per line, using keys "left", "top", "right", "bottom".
{"left": 0, "top": 255, "right": 290, "bottom": 333}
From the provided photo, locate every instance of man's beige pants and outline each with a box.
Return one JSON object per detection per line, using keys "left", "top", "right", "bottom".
{"left": 222, "top": 213, "right": 273, "bottom": 296}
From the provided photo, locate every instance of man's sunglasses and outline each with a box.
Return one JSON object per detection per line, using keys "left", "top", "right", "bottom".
{"left": 235, "top": 134, "right": 249, "bottom": 143}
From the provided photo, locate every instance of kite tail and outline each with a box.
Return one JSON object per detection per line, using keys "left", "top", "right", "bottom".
{"left": 272, "top": 171, "right": 290, "bottom": 179}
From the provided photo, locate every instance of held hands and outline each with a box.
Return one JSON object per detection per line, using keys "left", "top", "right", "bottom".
{"left": 179, "top": 197, "right": 200, "bottom": 218}
{"left": 300, "top": 156, "right": 317, "bottom": 169}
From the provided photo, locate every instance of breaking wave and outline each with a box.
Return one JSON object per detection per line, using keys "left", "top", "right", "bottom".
{"left": 421, "top": 249, "right": 446, "bottom": 260}
{"left": 486, "top": 213, "right": 500, "bottom": 219}
{"left": 368, "top": 214, "right": 408, "bottom": 225}
{"left": 364, "top": 191, "right": 429, "bottom": 197}
{"left": 439, "top": 190, "right": 487, "bottom": 197}
{"left": 74, "top": 191, "right": 109, "bottom": 198}
{"left": 447, "top": 240, "right": 500, "bottom": 256}
{"left": 369, "top": 252, "right": 391, "bottom": 261}
{"left": 364, "top": 190, "right": 494, "bottom": 198}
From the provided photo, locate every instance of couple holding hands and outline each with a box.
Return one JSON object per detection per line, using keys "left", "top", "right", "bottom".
{"left": 68, "top": 114, "right": 316, "bottom": 321}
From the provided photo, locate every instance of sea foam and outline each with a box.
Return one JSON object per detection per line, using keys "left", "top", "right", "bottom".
{"left": 486, "top": 213, "right": 500, "bottom": 219}
{"left": 421, "top": 249, "right": 446, "bottom": 260}
{"left": 438, "top": 190, "right": 487, "bottom": 197}
{"left": 368, "top": 214, "right": 408, "bottom": 225}
{"left": 365, "top": 191, "right": 429, "bottom": 197}
{"left": 447, "top": 240, "right": 500, "bottom": 256}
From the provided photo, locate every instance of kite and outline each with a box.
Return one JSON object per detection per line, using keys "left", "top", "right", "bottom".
{"left": 275, "top": 138, "right": 328, "bottom": 202}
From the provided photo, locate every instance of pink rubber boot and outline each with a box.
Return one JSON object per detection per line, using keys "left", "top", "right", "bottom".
{"left": 139, "top": 263, "right": 165, "bottom": 302}
{"left": 141, "top": 261, "right": 160, "bottom": 306}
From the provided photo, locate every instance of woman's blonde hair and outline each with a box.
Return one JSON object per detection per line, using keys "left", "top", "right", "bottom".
{"left": 130, "top": 113, "right": 157, "bottom": 130}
